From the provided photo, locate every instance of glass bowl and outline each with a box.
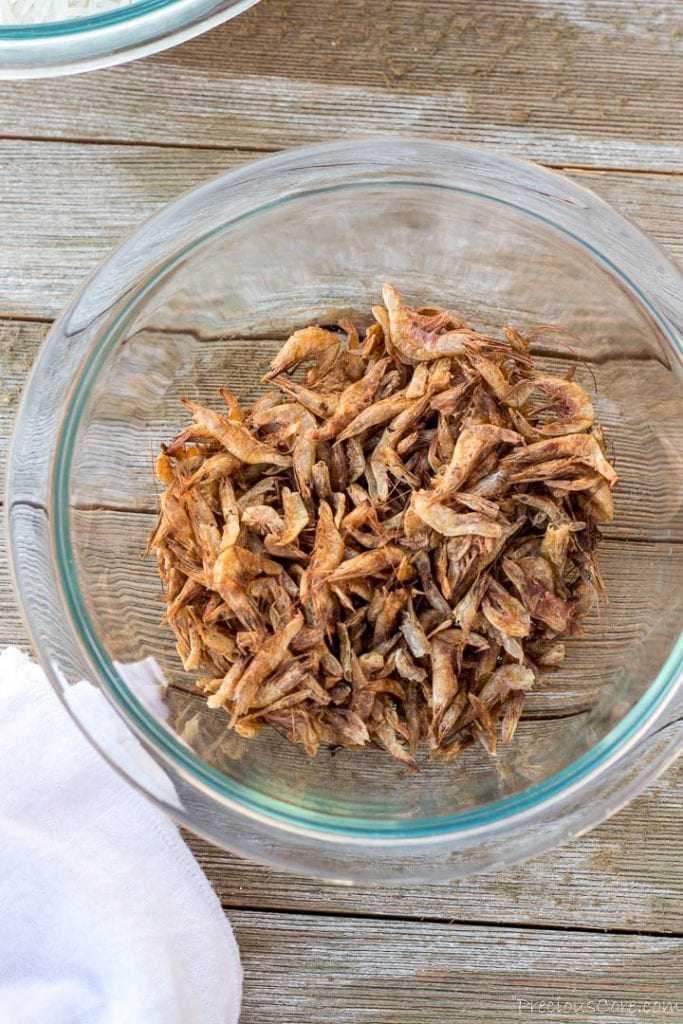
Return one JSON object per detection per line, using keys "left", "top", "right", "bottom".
{"left": 0, "top": 0, "right": 260, "bottom": 78}
{"left": 7, "top": 140, "right": 683, "bottom": 882}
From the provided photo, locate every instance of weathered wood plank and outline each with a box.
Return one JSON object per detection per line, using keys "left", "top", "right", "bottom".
{"left": 192, "top": 756, "right": 683, "bottom": 934}
{"left": 2, "top": 315, "right": 682, "bottom": 709}
{"left": 1, "top": 496, "right": 681, "bottom": 935}
{"left": 3, "top": 442, "right": 682, "bottom": 934}
{"left": 0, "top": 525, "right": 30, "bottom": 651}
{"left": 0, "top": 0, "right": 682, "bottom": 170}
{"left": 14, "top": 463, "right": 680, "bottom": 692}
{"left": 6, "top": 470, "right": 640, "bottom": 700}
{"left": 41, "top": 504, "right": 683, "bottom": 724}
{"left": 230, "top": 909, "right": 683, "bottom": 1023}
{"left": 3, "top": 319, "right": 680, "bottom": 545}
{"left": 0, "top": 140, "right": 680, "bottom": 320}
{"left": 0, "top": 320, "right": 47, "bottom": 488}
{"left": 0, "top": 0, "right": 680, "bottom": 991}
{"left": 0, "top": 142, "right": 249, "bottom": 319}
{"left": 1, "top": 492, "right": 681, "bottom": 934}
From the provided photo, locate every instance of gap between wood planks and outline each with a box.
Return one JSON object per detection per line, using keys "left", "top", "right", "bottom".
{"left": 6, "top": 493, "right": 682, "bottom": 549}
{"left": 0, "top": 313, "right": 53, "bottom": 325}
{"left": 0, "top": 133, "right": 682, "bottom": 180}
{"left": 2, "top": 318, "right": 679, "bottom": 547}
{"left": 1, "top": 313, "right": 678, "bottom": 363}
{"left": 65, "top": 511, "right": 683, "bottom": 548}
{"left": 215, "top": 900, "right": 683, "bottom": 940}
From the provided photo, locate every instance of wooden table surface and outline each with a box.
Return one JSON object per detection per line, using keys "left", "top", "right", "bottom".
{"left": 1, "top": 2, "right": 682, "bottom": 1021}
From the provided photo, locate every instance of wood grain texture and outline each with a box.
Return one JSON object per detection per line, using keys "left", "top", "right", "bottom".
{"left": 39, "top": 497, "right": 680, "bottom": 715}
{"left": 0, "top": 526, "right": 29, "bottom": 651}
{"left": 1, "top": 1, "right": 682, "bottom": 170}
{"left": 1, "top": 0, "right": 682, "bottom": 1000}
{"left": 231, "top": 909, "right": 683, "bottom": 1024}
{"left": 0, "top": 320, "right": 47, "bottom": 487}
{"left": 2, "top": 328, "right": 681, "bottom": 930}
{"left": 190, "top": 757, "right": 683, "bottom": 935}
{"left": 0, "top": 495, "right": 680, "bottom": 936}
{"left": 1, "top": 139, "right": 681, "bottom": 319}
{"left": 2, "top": 318, "right": 681, "bottom": 549}
{"left": 3, "top": 490, "right": 681, "bottom": 927}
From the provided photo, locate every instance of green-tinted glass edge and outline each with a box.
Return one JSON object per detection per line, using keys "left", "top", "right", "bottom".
{"left": 0, "top": 0, "right": 224, "bottom": 37}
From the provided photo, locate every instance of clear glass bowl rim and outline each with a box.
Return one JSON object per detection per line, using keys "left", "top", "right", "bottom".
{"left": 1, "top": 0, "right": 188, "bottom": 36}
{"left": 0, "top": 0, "right": 260, "bottom": 77}
{"left": 9, "top": 139, "right": 683, "bottom": 845}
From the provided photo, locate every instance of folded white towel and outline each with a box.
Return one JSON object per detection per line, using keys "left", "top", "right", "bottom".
{"left": 0, "top": 647, "right": 242, "bottom": 1024}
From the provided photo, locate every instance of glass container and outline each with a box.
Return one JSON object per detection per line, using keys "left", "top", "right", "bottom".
{"left": 7, "top": 140, "right": 683, "bottom": 881}
{"left": 0, "top": 0, "right": 260, "bottom": 78}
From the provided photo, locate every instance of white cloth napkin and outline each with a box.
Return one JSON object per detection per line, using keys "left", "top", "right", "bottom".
{"left": 0, "top": 647, "right": 242, "bottom": 1024}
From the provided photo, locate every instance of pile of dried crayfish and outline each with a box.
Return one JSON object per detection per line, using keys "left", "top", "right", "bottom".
{"left": 149, "top": 285, "right": 617, "bottom": 766}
